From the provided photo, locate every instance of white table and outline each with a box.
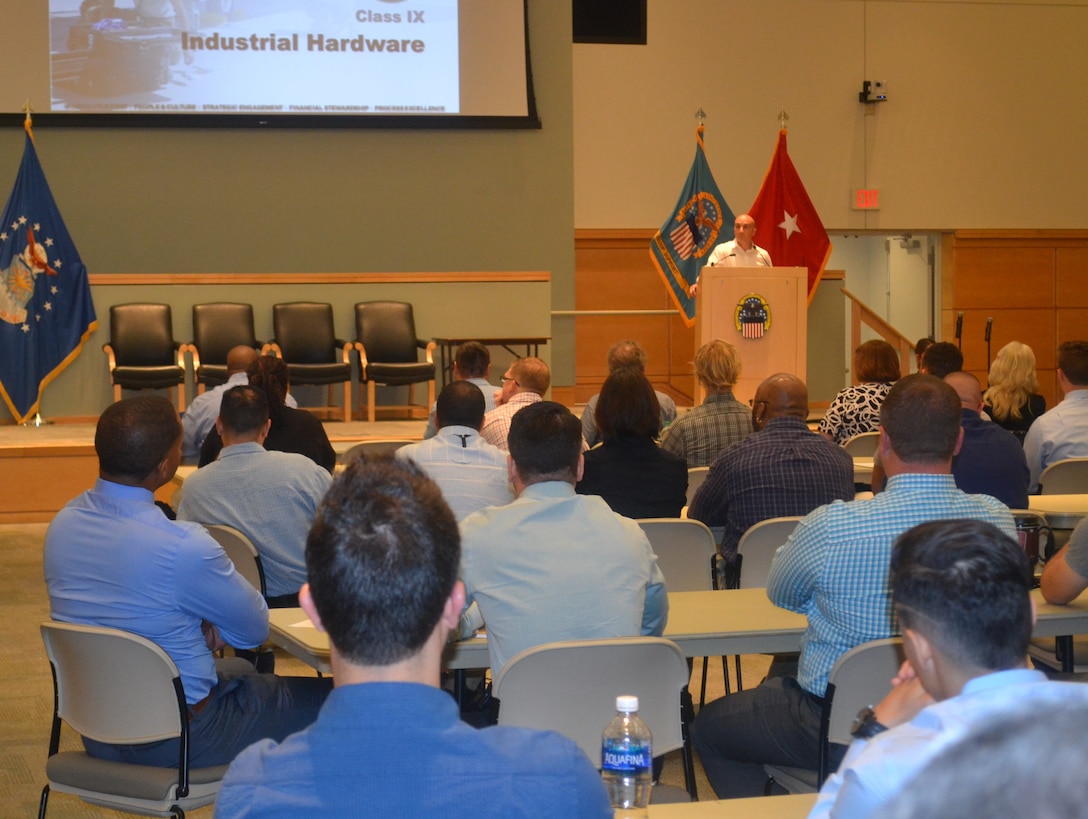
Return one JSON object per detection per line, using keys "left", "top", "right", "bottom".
{"left": 642, "top": 793, "right": 816, "bottom": 818}
{"left": 1028, "top": 494, "right": 1088, "bottom": 530}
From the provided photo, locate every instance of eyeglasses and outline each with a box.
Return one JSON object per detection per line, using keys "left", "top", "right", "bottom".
{"left": 501, "top": 375, "right": 519, "bottom": 386}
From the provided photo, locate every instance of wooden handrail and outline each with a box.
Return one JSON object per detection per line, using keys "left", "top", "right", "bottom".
{"left": 840, "top": 288, "right": 914, "bottom": 379}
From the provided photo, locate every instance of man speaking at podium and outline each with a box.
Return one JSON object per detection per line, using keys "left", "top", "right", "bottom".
{"left": 689, "top": 213, "right": 772, "bottom": 298}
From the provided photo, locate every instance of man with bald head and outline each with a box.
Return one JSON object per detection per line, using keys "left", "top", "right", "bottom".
{"left": 689, "top": 373, "right": 854, "bottom": 563}
{"left": 689, "top": 213, "right": 773, "bottom": 298}
{"left": 945, "top": 371, "right": 1028, "bottom": 508}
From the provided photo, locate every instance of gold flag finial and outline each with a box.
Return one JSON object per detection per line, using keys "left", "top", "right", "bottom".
{"left": 778, "top": 108, "right": 789, "bottom": 130}
{"left": 23, "top": 100, "right": 34, "bottom": 142}
{"left": 695, "top": 108, "right": 706, "bottom": 127}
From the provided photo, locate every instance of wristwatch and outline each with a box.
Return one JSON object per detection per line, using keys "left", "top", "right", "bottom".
{"left": 850, "top": 706, "right": 888, "bottom": 740}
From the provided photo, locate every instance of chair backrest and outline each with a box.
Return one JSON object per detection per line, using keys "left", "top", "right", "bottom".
{"left": 842, "top": 431, "right": 881, "bottom": 457}
{"left": 685, "top": 466, "right": 710, "bottom": 508}
{"left": 737, "top": 517, "right": 803, "bottom": 588}
{"left": 493, "top": 637, "right": 690, "bottom": 762}
{"left": 342, "top": 439, "right": 416, "bottom": 463}
{"left": 273, "top": 302, "right": 337, "bottom": 363}
{"left": 1040, "top": 458, "right": 1088, "bottom": 495}
{"left": 109, "top": 303, "right": 176, "bottom": 366}
{"left": 40, "top": 621, "right": 185, "bottom": 745}
{"left": 202, "top": 524, "right": 266, "bottom": 596}
{"left": 637, "top": 519, "right": 717, "bottom": 592}
{"left": 354, "top": 301, "right": 419, "bottom": 363}
{"left": 192, "top": 302, "right": 257, "bottom": 365}
{"left": 825, "top": 638, "right": 905, "bottom": 746}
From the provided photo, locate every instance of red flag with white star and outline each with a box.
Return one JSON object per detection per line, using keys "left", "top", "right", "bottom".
{"left": 747, "top": 129, "right": 831, "bottom": 301}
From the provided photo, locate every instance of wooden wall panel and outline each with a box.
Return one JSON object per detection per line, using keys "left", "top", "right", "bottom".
{"left": 952, "top": 248, "right": 1055, "bottom": 309}
{"left": 1057, "top": 249, "right": 1088, "bottom": 307}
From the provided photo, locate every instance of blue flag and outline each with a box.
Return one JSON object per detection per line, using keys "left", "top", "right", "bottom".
{"left": 0, "top": 122, "right": 97, "bottom": 423}
{"left": 649, "top": 126, "right": 734, "bottom": 327}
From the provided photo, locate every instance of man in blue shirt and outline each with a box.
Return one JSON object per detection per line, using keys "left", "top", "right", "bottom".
{"left": 1024, "top": 340, "right": 1088, "bottom": 492}
{"left": 216, "top": 457, "right": 611, "bottom": 818}
{"left": 691, "top": 375, "right": 1016, "bottom": 798}
{"left": 809, "top": 518, "right": 1088, "bottom": 819}
{"left": 44, "top": 395, "right": 330, "bottom": 768}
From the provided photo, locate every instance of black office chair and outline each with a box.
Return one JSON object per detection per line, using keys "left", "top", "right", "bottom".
{"left": 103, "top": 303, "right": 186, "bottom": 410}
{"left": 268, "top": 302, "right": 353, "bottom": 423}
{"left": 189, "top": 303, "right": 260, "bottom": 391}
{"left": 354, "top": 301, "right": 436, "bottom": 423}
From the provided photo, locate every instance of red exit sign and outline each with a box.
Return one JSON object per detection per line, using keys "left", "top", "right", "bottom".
{"left": 854, "top": 189, "right": 880, "bottom": 210}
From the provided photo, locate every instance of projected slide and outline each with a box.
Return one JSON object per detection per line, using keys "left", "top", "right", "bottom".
{"left": 49, "top": 0, "right": 461, "bottom": 115}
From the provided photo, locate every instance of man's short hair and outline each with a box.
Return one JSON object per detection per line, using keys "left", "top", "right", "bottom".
{"left": 921, "top": 341, "right": 964, "bottom": 378}
{"left": 95, "top": 395, "right": 181, "bottom": 483}
{"left": 435, "top": 380, "right": 485, "bottom": 430}
{"left": 596, "top": 369, "right": 661, "bottom": 441}
{"left": 454, "top": 341, "right": 490, "bottom": 379}
{"left": 606, "top": 340, "right": 648, "bottom": 374}
{"left": 305, "top": 457, "right": 460, "bottom": 667}
{"left": 508, "top": 401, "right": 582, "bottom": 483}
{"left": 855, "top": 339, "right": 901, "bottom": 383}
{"left": 891, "top": 518, "right": 1031, "bottom": 672}
{"left": 1058, "top": 340, "right": 1088, "bottom": 386}
{"left": 694, "top": 339, "right": 741, "bottom": 391}
{"left": 510, "top": 357, "right": 550, "bottom": 396}
{"left": 219, "top": 385, "right": 269, "bottom": 437}
{"left": 880, "top": 374, "right": 962, "bottom": 464}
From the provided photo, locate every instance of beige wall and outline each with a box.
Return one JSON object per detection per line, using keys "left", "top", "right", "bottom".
{"left": 573, "top": 0, "right": 1088, "bottom": 230}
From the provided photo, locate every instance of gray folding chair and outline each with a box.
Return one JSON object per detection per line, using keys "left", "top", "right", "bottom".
{"left": 494, "top": 636, "right": 698, "bottom": 802}
{"left": 841, "top": 431, "right": 882, "bottom": 457}
{"left": 737, "top": 517, "right": 803, "bottom": 589}
{"left": 765, "top": 637, "right": 904, "bottom": 794}
{"left": 341, "top": 439, "right": 416, "bottom": 463}
{"left": 1039, "top": 458, "right": 1088, "bottom": 495}
{"left": 685, "top": 466, "right": 710, "bottom": 509}
{"left": 202, "top": 523, "right": 265, "bottom": 596}
{"left": 637, "top": 518, "right": 723, "bottom": 704}
{"left": 38, "top": 621, "right": 228, "bottom": 818}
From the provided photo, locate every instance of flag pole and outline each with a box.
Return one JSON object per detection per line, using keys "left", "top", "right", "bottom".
{"left": 19, "top": 101, "right": 51, "bottom": 427}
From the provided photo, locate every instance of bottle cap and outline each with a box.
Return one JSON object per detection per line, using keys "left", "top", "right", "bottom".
{"left": 616, "top": 695, "right": 639, "bottom": 712}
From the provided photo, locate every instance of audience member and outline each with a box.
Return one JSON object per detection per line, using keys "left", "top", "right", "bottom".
{"left": 577, "top": 369, "right": 687, "bottom": 519}
{"left": 460, "top": 401, "right": 668, "bottom": 675}
{"left": 690, "top": 374, "right": 1015, "bottom": 799}
{"left": 43, "top": 396, "right": 330, "bottom": 768}
{"left": 396, "top": 380, "right": 514, "bottom": 521}
{"left": 422, "top": 341, "right": 498, "bottom": 439}
{"left": 1024, "top": 340, "right": 1088, "bottom": 492}
{"left": 983, "top": 340, "right": 1046, "bottom": 442}
{"left": 919, "top": 341, "right": 963, "bottom": 378}
{"left": 689, "top": 373, "right": 854, "bottom": 564}
{"left": 200, "top": 355, "right": 336, "bottom": 473}
{"left": 945, "top": 371, "right": 1029, "bottom": 508}
{"left": 215, "top": 457, "right": 611, "bottom": 818}
{"left": 875, "top": 699, "right": 1088, "bottom": 819}
{"left": 810, "top": 518, "right": 1088, "bottom": 819}
{"left": 177, "top": 385, "right": 332, "bottom": 607}
{"left": 913, "top": 337, "right": 932, "bottom": 371}
{"left": 818, "top": 339, "right": 900, "bottom": 446}
{"left": 479, "top": 356, "right": 550, "bottom": 451}
{"left": 659, "top": 340, "right": 752, "bottom": 467}
{"left": 1040, "top": 517, "right": 1088, "bottom": 604}
{"left": 582, "top": 340, "right": 678, "bottom": 448}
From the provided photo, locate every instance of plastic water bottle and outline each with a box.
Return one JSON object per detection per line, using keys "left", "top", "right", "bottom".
{"left": 601, "top": 695, "right": 653, "bottom": 817}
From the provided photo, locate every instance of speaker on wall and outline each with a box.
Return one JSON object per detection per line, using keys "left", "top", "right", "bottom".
{"left": 573, "top": 0, "right": 647, "bottom": 45}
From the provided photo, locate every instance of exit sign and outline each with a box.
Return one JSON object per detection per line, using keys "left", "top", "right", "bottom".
{"left": 854, "top": 189, "right": 880, "bottom": 210}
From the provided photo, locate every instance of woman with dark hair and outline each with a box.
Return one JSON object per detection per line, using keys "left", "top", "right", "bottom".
{"left": 576, "top": 370, "right": 688, "bottom": 518}
{"left": 199, "top": 355, "right": 336, "bottom": 473}
{"left": 818, "top": 339, "right": 902, "bottom": 446}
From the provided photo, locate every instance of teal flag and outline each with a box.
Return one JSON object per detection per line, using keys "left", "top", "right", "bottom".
{"left": 0, "top": 120, "right": 97, "bottom": 423}
{"left": 649, "top": 126, "right": 733, "bottom": 327}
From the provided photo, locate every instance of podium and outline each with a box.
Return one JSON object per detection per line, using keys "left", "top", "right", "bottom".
{"left": 695, "top": 266, "right": 807, "bottom": 406}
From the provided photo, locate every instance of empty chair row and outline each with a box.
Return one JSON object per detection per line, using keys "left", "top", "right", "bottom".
{"left": 103, "top": 301, "right": 435, "bottom": 422}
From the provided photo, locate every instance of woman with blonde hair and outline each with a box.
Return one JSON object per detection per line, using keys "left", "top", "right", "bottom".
{"left": 984, "top": 341, "right": 1046, "bottom": 441}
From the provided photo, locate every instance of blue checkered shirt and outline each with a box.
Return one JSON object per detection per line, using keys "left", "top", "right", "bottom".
{"left": 768, "top": 473, "right": 1016, "bottom": 697}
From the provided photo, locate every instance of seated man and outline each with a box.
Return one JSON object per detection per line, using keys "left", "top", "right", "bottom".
{"left": 582, "top": 339, "right": 678, "bottom": 448}
{"left": 919, "top": 341, "right": 963, "bottom": 378}
{"left": 460, "top": 401, "right": 668, "bottom": 676}
{"left": 689, "top": 373, "right": 854, "bottom": 564}
{"left": 215, "top": 457, "right": 611, "bottom": 818}
{"left": 177, "top": 385, "right": 332, "bottom": 607}
{"left": 691, "top": 375, "right": 1016, "bottom": 799}
{"left": 396, "top": 380, "right": 514, "bottom": 521}
{"left": 659, "top": 339, "right": 752, "bottom": 468}
{"left": 422, "top": 340, "right": 498, "bottom": 439}
{"left": 810, "top": 518, "right": 1088, "bottom": 819}
{"left": 1024, "top": 340, "right": 1088, "bottom": 492}
{"left": 945, "top": 370, "right": 1029, "bottom": 508}
{"left": 1039, "top": 516, "right": 1088, "bottom": 604}
{"left": 480, "top": 356, "right": 550, "bottom": 452}
{"left": 43, "top": 396, "right": 330, "bottom": 768}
